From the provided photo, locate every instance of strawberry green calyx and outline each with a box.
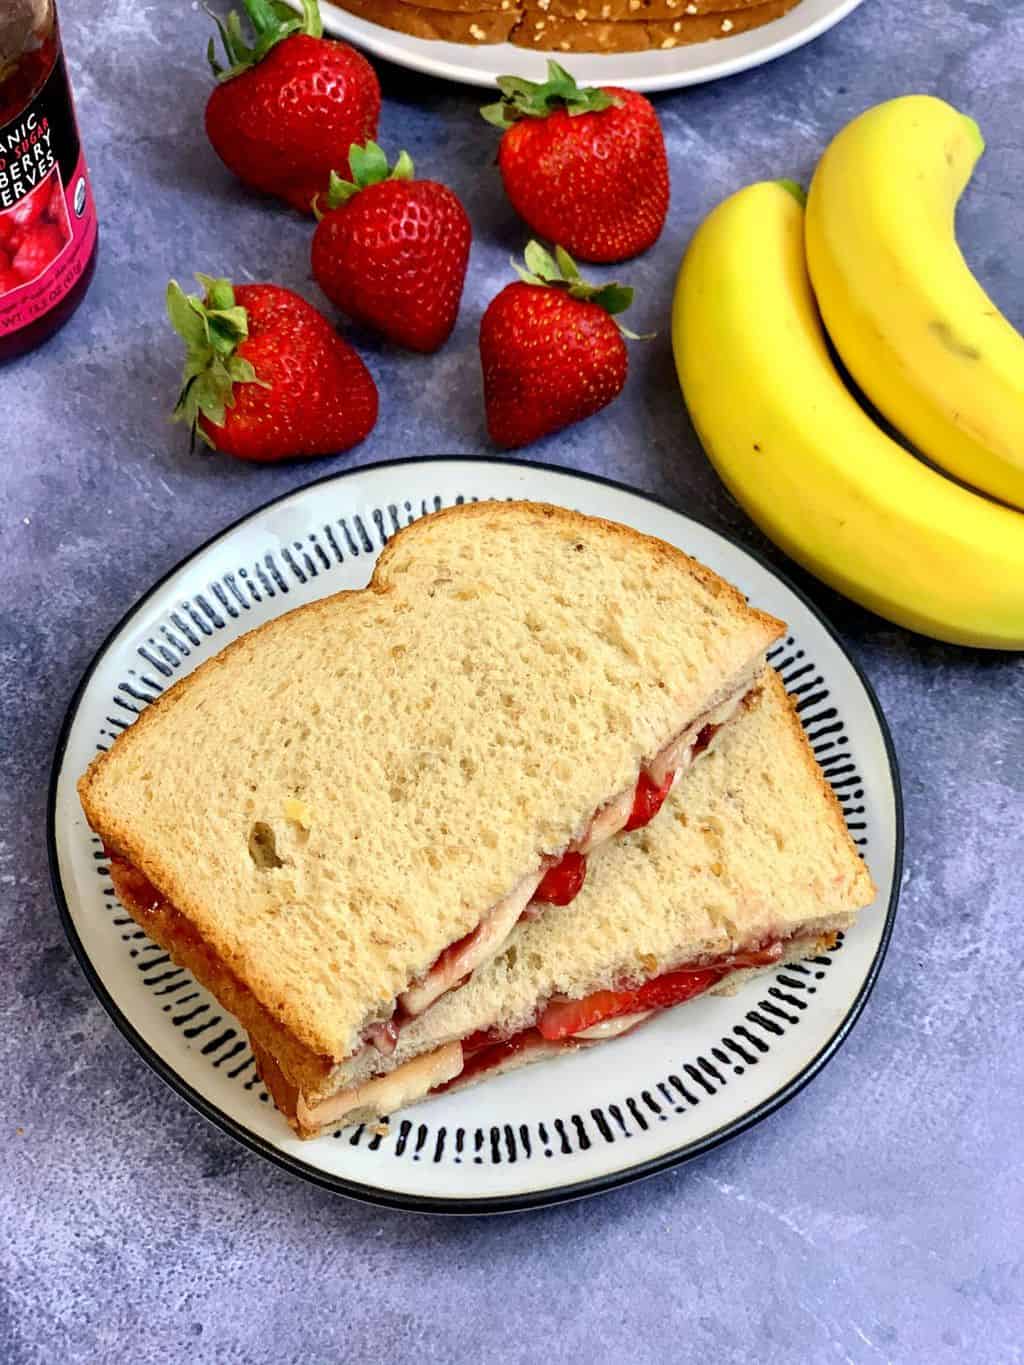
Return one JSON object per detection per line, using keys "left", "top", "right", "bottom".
{"left": 513, "top": 241, "right": 647, "bottom": 336}
{"left": 481, "top": 60, "right": 619, "bottom": 130}
{"left": 206, "top": 0, "right": 323, "bottom": 83}
{"left": 167, "top": 275, "right": 264, "bottom": 449}
{"left": 315, "top": 142, "right": 415, "bottom": 217}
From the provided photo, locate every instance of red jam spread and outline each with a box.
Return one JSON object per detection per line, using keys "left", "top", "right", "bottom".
{"left": 436, "top": 1027, "right": 548, "bottom": 1092}
{"left": 445, "top": 941, "right": 786, "bottom": 1086}
{"left": 691, "top": 721, "right": 719, "bottom": 758}
{"left": 532, "top": 849, "right": 588, "bottom": 905}
{"left": 624, "top": 770, "right": 675, "bottom": 832}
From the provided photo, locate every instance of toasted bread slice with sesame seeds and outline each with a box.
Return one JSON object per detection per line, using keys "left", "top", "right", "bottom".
{"left": 515, "top": 0, "right": 798, "bottom": 51}
{"left": 326, "top": 0, "right": 798, "bottom": 47}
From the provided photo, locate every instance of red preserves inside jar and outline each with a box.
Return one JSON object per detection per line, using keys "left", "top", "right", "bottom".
{"left": 0, "top": 1, "right": 97, "bottom": 362}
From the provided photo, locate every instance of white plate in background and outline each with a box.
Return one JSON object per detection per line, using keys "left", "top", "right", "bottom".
{"left": 300, "top": 0, "right": 864, "bottom": 93}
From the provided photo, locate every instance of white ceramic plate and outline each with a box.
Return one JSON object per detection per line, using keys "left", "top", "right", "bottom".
{"left": 50, "top": 457, "right": 901, "bottom": 1213}
{"left": 301, "top": 0, "right": 864, "bottom": 92}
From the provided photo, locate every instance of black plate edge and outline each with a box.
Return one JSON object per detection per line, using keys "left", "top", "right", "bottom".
{"left": 47, "top": 453, "right": 904, "bottom": 1217}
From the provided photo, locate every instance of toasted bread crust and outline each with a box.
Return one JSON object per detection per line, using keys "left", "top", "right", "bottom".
{"left": 325, "top": 0, "right": 520, "bottom": 41}
{"left": 107, "top": 856, "right": 334, "bottom": 1096}
{"left": 250, "top": 1037, "right": 302, "bottom": 1125}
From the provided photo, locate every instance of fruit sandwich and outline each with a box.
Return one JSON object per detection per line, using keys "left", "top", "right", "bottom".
{"left": 78, "top": 501, "right": 785, "bottom": 1133}
{"left": 251, "top": 670, "right": 875, "bottom": 1136}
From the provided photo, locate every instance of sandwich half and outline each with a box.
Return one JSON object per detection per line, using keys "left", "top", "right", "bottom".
{"left": 80, "top": 501, "right": 783, "bottom": 1105}
{"left": 246, "top": 669, "right": 875, "bottom": 1137}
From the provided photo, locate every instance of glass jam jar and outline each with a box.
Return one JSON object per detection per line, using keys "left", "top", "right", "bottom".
{"left": 0, "top": 0, "right": 97, "bottom": 363}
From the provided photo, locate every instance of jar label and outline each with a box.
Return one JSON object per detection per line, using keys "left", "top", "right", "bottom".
{"left": 0, "top": 49, "right": 97, "bottom": 336}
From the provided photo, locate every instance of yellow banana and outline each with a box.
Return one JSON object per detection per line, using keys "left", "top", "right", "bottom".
{"left": 671, "top": 180, "right": 1024, "bottom": 649}
{"left": 805, "top": 95, "right": 1024, "bottom": 511}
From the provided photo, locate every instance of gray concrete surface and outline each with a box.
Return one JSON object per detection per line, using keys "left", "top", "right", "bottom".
{"left": 2, "top": 0, "right": 1022, "bottom": 1360}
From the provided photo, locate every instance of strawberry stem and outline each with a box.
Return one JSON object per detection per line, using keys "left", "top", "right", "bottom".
{"left": 316, "top": 142, "right": 415, "bottom": 215}
{"left": 206, "top": 0, "right": 323, "bottom": 83}
{"left": 512, "top": 241, "right": 637, "bottom": 322}
{"left": 167, "top": 275, "right": 266, "bottom": 449}
{"left": 776, "top": 178, "right": 807, "bottom": 206}
{"left": 481, "top": 60, "right": 619, "bottom": 130}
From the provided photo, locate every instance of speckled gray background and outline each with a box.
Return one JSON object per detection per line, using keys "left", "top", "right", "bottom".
{"left": 2, "top": 0, "right": 1022, "bottom": 1360}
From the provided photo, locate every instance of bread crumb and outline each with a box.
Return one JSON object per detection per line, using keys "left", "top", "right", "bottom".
{"left": 284, "top": 797, "right": 312, "bottom": 829}
{"left": 469, "top": 23, "right": 486, "bottom": 39}
{"left": 721, "top": 16, "right": 733, "bottom": 29}
{"left": 373, "top": 1122, "right": 391, "bottom": 1137}
{"left": 660, "top": 36, "right": 676, "bottom": 46}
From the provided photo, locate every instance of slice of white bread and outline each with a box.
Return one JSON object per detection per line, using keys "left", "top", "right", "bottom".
{"left": 80, "top": 501, "right": 783, "bottom": 1085}
{"left": 277, "top": 669, "right": 874, "bottom": 1132}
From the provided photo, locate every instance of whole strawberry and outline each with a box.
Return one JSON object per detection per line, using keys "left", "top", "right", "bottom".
{"left": 481, "top": 61, "right": 669, "bottom": 264}
{"left": 167, "top": 274, "right": 378, "bottom": 461}
{"left": 205, "top": 0, "right": 380, "bottom": 215}
{"left": 311, "top": 142, "right": 471, "bottom": 352}
{"left": 480, "top": 242, "right": 637, "bottom": 448}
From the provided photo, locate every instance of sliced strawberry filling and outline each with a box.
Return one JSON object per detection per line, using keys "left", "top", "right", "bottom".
{"left": 537, "top": 943, "right": 783, "bottom": 1040}
{"left": 444, "top": 940, "right": 786, "bottom": 1089}
{"left": 398, "top": 769, "right": 673, "bottom": 1028}
{"left": 532, "top": 849, "right": 588, "bottom": 905}
{"left": 691, "top": 721, "right": 719, "bottom": 758}
{"left": 624, "top": 770, "right": 676, "bottom": 833}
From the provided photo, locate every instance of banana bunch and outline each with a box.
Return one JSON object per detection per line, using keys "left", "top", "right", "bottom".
{"left": 672, "top": 97, "right": 1024, "bottom": 649}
